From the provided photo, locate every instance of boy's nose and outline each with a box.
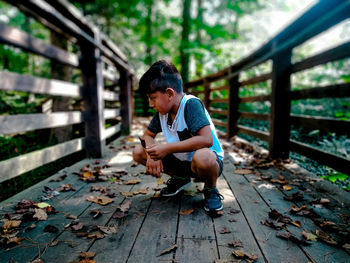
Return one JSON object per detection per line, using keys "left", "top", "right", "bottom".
{"left": 148, "top": 100, "right": 154, "bottom": 107}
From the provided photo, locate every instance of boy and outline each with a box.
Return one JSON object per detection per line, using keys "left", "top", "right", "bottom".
{"left": 132, "top": 60, "right": 224, "bottom": 215}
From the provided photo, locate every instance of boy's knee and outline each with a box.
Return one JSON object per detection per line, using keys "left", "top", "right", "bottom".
{"left": 133, "top": 145, "right": 145, "bottom": 163}
{"left": 192, "top": 148, "right": 216, "bottom": 171}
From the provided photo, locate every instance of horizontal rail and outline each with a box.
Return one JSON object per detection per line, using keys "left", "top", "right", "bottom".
{"left": 290, "top": 83, "right": 350, "bottom": 100}
{"left": 239, "top": 112, "right": 269, "bottom": 121}
{"left": 0, "top": 23, "right": 79, "bottom": 67}
{"left": 103, "top": 90, "right": 120, "bottom": 101}
{"left": 212, "top": 119, "right": 228, "bottom": 128}
{"left": 240, "top": 95, "right": 270, "bottom": 103}
{"left": 0, "top": 137, "right": 83, "bottom": 183}
{"left": 237, "top": 125, "right": 269, "bottom": 141}
{"left": 240, "top": 73, "right": 271, "bottom": 86}
{"left": 0, "top": 71, "right": 81, "bottom": 97}
{"left": 209, "top": 108, "right": 228, "bottom": 116}
{"left": 102, "top": 123, "right": 121, "bottom": 140}
{"left": 190, "top": 90, "right": 204, "bottom": 96}
{"left": 290, "top": 140, "right": 350, "bottom": 175}
{"left": 211, "top": 84, "right": 229, "bottom": 91}
{"left": 292, "top": 41, "right": 350, "bottom": 73}
{"left": 0, "top": 111, "right": 82, "bottom": 135}
{"left": 211, "top": 98, "right": 228, "bottom": 104}
{"left": 103, "top": 70, "right": 119, "bottom": 83}
{"left": 104, "top": 109, "right": 121, "bottom": 119}
{"left": 290, "top": 114, "right": 350, "bottom": 135}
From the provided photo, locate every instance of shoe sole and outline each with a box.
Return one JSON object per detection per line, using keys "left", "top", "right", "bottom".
{"left": 204, "top": 204, "right": 223, "bottom": 213}
{"left": 161, "top": 181, "right": 192, "bottom": 197}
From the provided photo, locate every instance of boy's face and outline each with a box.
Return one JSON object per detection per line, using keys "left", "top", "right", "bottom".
{"left": 147, "top": 90, "right": 173, "bottom": 115}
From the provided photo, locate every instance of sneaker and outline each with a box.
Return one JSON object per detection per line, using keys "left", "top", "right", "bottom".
{"left": 203, "top": 187, "right": 224, "bottom": 214}
{"left": 160, "top": 176, "right": 192, "bottom": 197}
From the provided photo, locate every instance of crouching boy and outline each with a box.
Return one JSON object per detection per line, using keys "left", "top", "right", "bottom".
{"left": 133, "top": 60, "right": 224, "bottom": 215}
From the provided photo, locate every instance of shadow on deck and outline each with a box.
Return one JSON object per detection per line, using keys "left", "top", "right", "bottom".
{"left": 1, "top": 118, "right": 349, "bottom": 263}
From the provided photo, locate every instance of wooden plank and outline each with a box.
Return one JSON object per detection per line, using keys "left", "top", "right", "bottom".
{"left": 240, "top": 73, "right": 271, "bottom": 86}
{"left": 212, "top": 119, "right": 228, "bottom": 128}
{"left": 240, "top": 94, "right": 270, "bottom": 103}
{"left": 223, "top": 154, "right": 310, "bottom": 262}
{"left": 227, "top": 75, "right": 240, "bottom": 138}
{"left": 119, "top": 72, "right": 133, "bottom": 134}
{"left": 290, "top": 83, "right": 350, "bottom": 100}
{"left": 211, "top": 98, "right": 228, "bottom": 104}
{"left": 237, "top": 125, "right": 269, "bottom": 141}
{"left": 239, "top": 112, "right": 269, "bottom": 121}
{"left": 104, "top": 109, "right": 121, "bottom": 119}
{"left": 0, "top": 138, "right": 83, "bottom": 183}
{"left": 103, "top": 90, "right": 120, "bottom": 101}
{"left": 0, "top": 23, "right": 78, "bottom": 67}
{"left": 0, "top": 71, "right": 81, "bottom": 97}
{"left": 102, "top": 69, "right": 119, "bottom": 83}
{"left": 290, "top": 114, "right": 350, "bottom": 135}
{"left": 211, "top": 84, "right": 229, "bottom": 91}
{"left": 214, "top": 175, "right": 264, "bottom": 262}
{"left": 290, "top": 140, "right": 350, "bottom": 175}
{"left": 209, "top": 108, "right": 228, "bottom": 116}
{"left": 80, "top": 32, "right": 105, "bottom": 158}
{"left": 102, "top": 123, "right": 121, "bottom": 140}
{"left": 292, "top": 41, "right": 350, "bottom": 73}
{"left": 242, "top": 167, "right": 350, "bottom": 263}
{"left": 269, "top": 49, "right": 292, "bottom": 159}
{"left": 0, "top": 111, "right": 82, "bottom": 135}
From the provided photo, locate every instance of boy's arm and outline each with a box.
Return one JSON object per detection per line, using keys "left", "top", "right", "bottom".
{"left": 146, "top": 125, "right": 212, "bottom": 160}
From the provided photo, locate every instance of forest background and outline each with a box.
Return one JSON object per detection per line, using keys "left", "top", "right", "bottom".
{"left": 0, "top": 0, "right": 349, "bottom": 200}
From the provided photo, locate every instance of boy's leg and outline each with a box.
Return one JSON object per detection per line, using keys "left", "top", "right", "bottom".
{"left": 191, "top": 148, "right": 224, "bottom": 214}
{"left": 133, "top": 145, "right": 147, "bottom": 166}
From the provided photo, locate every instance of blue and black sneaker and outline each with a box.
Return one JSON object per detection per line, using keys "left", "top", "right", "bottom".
{"left": 160, "top": 176, "right": 192, "bottom": 197}
{"left": 203, "top": 187, "right": 224, "bottom": 215}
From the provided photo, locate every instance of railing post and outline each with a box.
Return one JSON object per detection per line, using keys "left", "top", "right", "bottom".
{"left": 227, "top": 73, "right": 240, "bottom": 139}
{"left": 120, "top": 69, "right": 132, "bottom": 134}
{"left": 203, "top": 79, "right": 211, "bottom": 110}
{"left": 269, "top": 49, "right": 292, "bottom": 159}
{"left": 80, "top": 31, "right": 105, "bottom": 158}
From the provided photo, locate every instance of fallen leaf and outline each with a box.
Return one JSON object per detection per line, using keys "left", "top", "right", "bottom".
{"left": 33, "top": 209, "right": 48, "bottom": 221}
{"left": 97, "top": 225, "right": 118, "bottom": 235}
{"left": 113, "top": 200, "right": 131, "bottom": 219}
{"left": 232, "top": 250, "right": 258, "bottom": 261}
{"left": 220, "top": 227, "right": 231, "bottom": 234}
{"left": 229, "top": 209, "right": 240, "bottom": 214}
{"left": 90, "top": 210, "right": 103, "bottom": 219}
{"left": 50, "top": 174, "right": 67, "bottom": 182}
{"left": 71, "top": 222, "right": 84, "bottom": 231}
{"left": 228, "top": 240, "right": 243, "bottom": 248}
{"left": 179, "top": 209, "right": 194, "bottom": 215}
{"left": 80, "top": 251, "right": 96, "bottom": 258}
{"left": 228, "top": 218, "right": 237, "bottom": 222}
{"left": 79, "top": 259, "right": 96, "bottom": 263}
{"left": 50, "top": 240, "right": 59, "bottom": 246}
{"left": 291, "top": 220, "right": 302, "bottom": 228}
{"left": 125, "top": 179, "right": 141, "bottom": 185}
{"left": 234, "top": 168, "right": 254, "bottom": 175}
{"left": 302, "top": 230, "right": 317, "bottom": 241}
{"left": 86, "top": 196, "right": 114, "bottom": 206}
{"left": 36, "top": 202, "right": 51, "bottom": 209}
{"left": 283, "top": 185, "right": 292, "bottom": 191}
{"left": 270, "top": 179, "right": 287, "bottom": 185}
{"left": 276, "top": 231, "right": 311, "bottom": 246}
{"left": 66, "top": 214, "right": 78, "bottom": 220}
{"left": 3, "top": 220, "right": 21, "bottom": 229}
{"left": 158, "top": 244, "right": 178, "bottom": 256}
{"left": 121, "top": 192, "right": 134, "bottom": 197}
{"left": 31, "top": 259, "right": 44, "bottom": 263}
{"left": 316, "top": 229, "right": 338, "bottom": 245}
{"left": 284, "top": 191, "right": 304, "bottom": 201}
{"left": 44, "top": 225, "right": 59, "bottom": 233}
{"left": 88, "top": 232, "right": 105, "bottom": 239}
{"left": 157, "top": 178, "right": 163, "bottom": 185}
{"left": 60, "top": 184, "right": 76, "bottom": 192}
{"left": 261, "top": 219, "right": 285, "bottom": 230}
{"left": 7, "top": 237, "right": 24, "bottom": 246}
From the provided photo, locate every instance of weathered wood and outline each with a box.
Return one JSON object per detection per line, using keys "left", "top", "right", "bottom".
{"left": 103, "top": 90, "right": 120, "bottom": 101}
{"left": 209, "top": 108, "right": 228, "bottom": 116}
{"left": 212, "top": 119, "right": 228, "bottom": 128}
{"left": 211, "top": 84, "right": 229, "bottom": 91}
{"left": 227, "top": 75, "right": 240, "bottom": 138}
{"left": 0, "top": 71, "right": 80, "bottom": 97}
{"left": 0, "top": 138, "right": 83, "bottom": 183}
{"left": 0, "top": 23, "right": 78, "bottom": 67}
{"left": 119, "top": 72, "right": 133, "bottom": 134}
{"left": 240, "top": 94, "right": 270, "bottom": 103}
{"left": 104, "top": 109, "right": 121, "bottom": 120}
{"left": 240, "top": 73, "right": 271, "bottom": 86}
{"left": 0, "top": 111, "right": 82, "bottom": 135}
{"left": 239, "top": 112, "right": 269, "bottom": 121}
{"left": 102, "top": 69, "right": 119, "bottom": 83}
{"left": 292, "top": 41, "right": 350, "bottom": 73}
{"left": 210, "top": 98, "right": 228, "bottom": 104}
{"left": 290, "top": 83, "right": 350, "bottom": 100}
{"left": 203, "top": 81, "right": 211, "bottom": 109}
{"left": 223, "top": 154, "right": 310, "bottom": 262}
{"left": 269, "top": 49, "right": 292, "bottom": 159}
{"left": 102, "top": 123, "right": 122, "bottom": 140}
{"left": 80, "top": 32, "right": 105, "bottom": 158}
{"left": 237, "top": 125, "right": 269, "bottom": 141}
{"left": 290, "top": 114, "right": 350, "bottom": 135}
{"left": 290, "top": 140, "right": 350, "bottom": 175}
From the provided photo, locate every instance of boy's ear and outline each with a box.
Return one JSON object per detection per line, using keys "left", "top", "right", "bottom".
{"left": 165, "top": 88, "right": 175, "bottom": 98}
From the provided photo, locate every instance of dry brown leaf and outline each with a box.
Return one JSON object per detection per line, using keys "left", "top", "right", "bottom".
{"left": 97, "top": 225, "right": 118, "bottom": 235}
{"left": 88, "top": 232, "right": 105, "bottom": 239}
{"left": 86, "top": 196, "right": 114, "bottom": 206}
{"left": 125, "top": 178, "right": 141, "bottom": 185}
{"left": 316, "top": 229, "right": 338, "bottom": 245}
{"left": 79, "top": 259, "right": 96, "bottom": 263}
{"left": 121, "top": 192, "right": 134, "bottom": 197}
{"left": 71, "top": 222, "right": 84, "bottom": 231}
{"left": 80, "top": 251, "right": 96, "bottom": 258}
{"left": 7, "top": 237, "right": 24, "bottom": 246}
{"left": 234, "top": 168, "right": 254, "bottom": 175}
{"left": 302, "top": 230, "right": 317, "bottom": 241}
{"left": 291, "top": 220, "right": 302, "bottom": 228}
{"left": 66, "top": 214, "right": 78, "bottom": 220}
{"left": 228, "top": 240, "right": 243, "bottom": 248}
{"left": 158, "top": 244, "right": 178, "bottom": 256}
{"left": 283, "top": 185, "right": 292, "bottom": 191}
{"left": 220, "top": 227, "right": 231, "bottom": 234}
{"left": 232, "top": 250, "right": 258, "bottom": 261}
{"left": 3, "top": 220, "right": 21, "bottom": 229}
{"left": 270, "top": 179, "right": 287, "bottom": 185}
{"left": 229, "top": 208, "right": 241, "bottom": 214}
{"left": 179, "top": 209, "right": 194, "bottom": 215}
{"left": 33, "top": 209, "right": 48, "bottom": 221}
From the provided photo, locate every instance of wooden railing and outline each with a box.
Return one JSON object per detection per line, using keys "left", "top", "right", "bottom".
{"left": 0, "top": 0, "right": 134, "bottom": 183}
{"left": 185, "top": 0, "right": 350, "bottom": 175}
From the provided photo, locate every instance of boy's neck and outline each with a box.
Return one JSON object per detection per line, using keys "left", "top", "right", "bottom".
{"left": 169, "top": 92, "right": 185, "bottom": 118}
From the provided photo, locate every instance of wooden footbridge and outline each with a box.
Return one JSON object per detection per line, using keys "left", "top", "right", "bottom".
{"left": 0, "top": 1, "right": 349, "bottom": 262}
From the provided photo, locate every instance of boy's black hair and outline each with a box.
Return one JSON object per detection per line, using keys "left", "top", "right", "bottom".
{"left": 139, "top": 60, "right": 183, "bottom": 94}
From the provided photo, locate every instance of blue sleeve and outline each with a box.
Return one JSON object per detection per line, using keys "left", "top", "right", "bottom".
{"left": 147, "top": 113, "right": 162, "bottom": 134}
{"left": 184, "top": 98, "right": 210, "bottom": 135}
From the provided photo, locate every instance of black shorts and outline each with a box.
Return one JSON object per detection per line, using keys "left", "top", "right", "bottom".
{"left": 161, "top": 152, "right": 224, "bottom": 179}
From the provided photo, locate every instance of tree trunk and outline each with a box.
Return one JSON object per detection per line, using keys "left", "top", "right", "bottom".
{"left": 195, "top": 0, "right": 203, "bottom": 78}
{"left": 180, "top": 0, "right": 191, "bottom": 84}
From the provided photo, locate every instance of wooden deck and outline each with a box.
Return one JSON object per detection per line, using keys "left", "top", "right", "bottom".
{"left": 1, "top": 118, "right": 349, "bottom": 263}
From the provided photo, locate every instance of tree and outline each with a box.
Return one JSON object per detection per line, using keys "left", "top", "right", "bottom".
{"left": 180, "top": 0, "right": 191, "bottom": 83}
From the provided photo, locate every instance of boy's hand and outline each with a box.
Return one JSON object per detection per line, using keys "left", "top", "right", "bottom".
{"left": 146, "top": 144, "right": 169, "bottom": 160}
{"left": 146, "top": 158, "right": 163, "bottom": 178}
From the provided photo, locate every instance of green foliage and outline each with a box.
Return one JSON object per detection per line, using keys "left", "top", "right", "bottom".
{"left": 322, "top": 171, "right": 348, "bottom": 183}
